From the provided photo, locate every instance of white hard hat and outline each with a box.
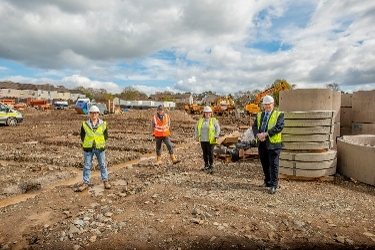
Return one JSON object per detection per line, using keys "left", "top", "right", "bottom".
{"left": 262, "top": 95, "right": 274, "bottom": 104}
{"left": 203, "top": 106, "right": 212, "bottom": 113}
{"left": 89, "top": 105, "right": 100, "bottom": 113}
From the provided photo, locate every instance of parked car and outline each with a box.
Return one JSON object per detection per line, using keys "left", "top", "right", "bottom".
{"left": 0, "top": 102, "right": 23, "bottom": 126}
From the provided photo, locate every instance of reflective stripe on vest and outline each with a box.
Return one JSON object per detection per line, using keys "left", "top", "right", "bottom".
{"left": 256, "top": 111, "right": 282, "bottom": 144}
{"left": 153, "top": 114, "right": 171, "bottom": 137}
{"left": 82, "top": 121, "right": 107, "bottom": 149}
{"left": 197, "top": 118, "right": 217, "bottom": 144}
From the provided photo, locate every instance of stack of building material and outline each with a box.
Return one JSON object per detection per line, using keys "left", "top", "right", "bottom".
{"left": 278, "top": 89, "right": 340, "bottom": 178}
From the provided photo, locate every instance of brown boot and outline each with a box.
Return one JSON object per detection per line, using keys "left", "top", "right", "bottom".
{"left": 103, "top": 181, "right": 111, "bottom": 189}
{"left": 156, "top": 155, "right": 162, "bottom": 165}
{"left": 170, "top": 154, "right": 180, "bottom": 164}
{"left": 77, "top": 183, "right": 88, "bottom": 192}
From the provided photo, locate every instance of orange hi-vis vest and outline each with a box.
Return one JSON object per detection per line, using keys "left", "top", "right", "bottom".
{"left": 153, "top": 114, "right": 171, "bottom": 137}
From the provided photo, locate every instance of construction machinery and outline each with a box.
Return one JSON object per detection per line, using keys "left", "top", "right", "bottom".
{"left": 212, "top": 96, "right": 236, "bottom": 116}
{"left": 245, "top": 82, "right": 289, "bottom": 114}
{"left": 75, "top": 98, "right": 108, "bottom": 115}
{"left": 0, "top": 99, "right": 15, "bottom": 108}
{"left": 54, "top": 101, "right": 69, "bottom": 110}
{"left": 28, "top": 99, "right": 51, "bottom": 110}
{"left": 184, "top": 104, "right": 203, "bottom": 114}
{"left": 13, "top": 102, "right": 28, "bottom": 110}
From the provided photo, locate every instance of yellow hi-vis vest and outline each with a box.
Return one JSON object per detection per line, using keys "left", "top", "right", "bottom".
{"left": 256, "top": 111, "right": 282, "bottom": 144}
{"left": 82, "top": 121, "right": 107, "bottom": 149}
{"left": 197, "top": 118, "right": 217, "bottom": 144}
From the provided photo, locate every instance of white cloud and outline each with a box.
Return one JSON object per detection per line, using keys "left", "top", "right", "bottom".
{"left": 61, "top": 75, "right": 122, "bottom": 93}
{"left": 0, "top": 0, "right": 374, "bottom": 95}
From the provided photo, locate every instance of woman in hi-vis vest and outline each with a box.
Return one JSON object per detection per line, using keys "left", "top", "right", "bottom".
{"left": 195, "top": 106, "right": 220, "bottom": 174}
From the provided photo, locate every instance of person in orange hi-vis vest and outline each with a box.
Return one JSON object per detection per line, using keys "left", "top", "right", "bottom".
{"left": 151, "top": 105, "right": 180, "bottom": 165}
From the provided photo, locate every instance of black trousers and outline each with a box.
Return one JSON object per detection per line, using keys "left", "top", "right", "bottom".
{"left": 258, "top": 142, "right": 281, "bottom": 188}
{"left": 200, "top": 141, "right": 214, "bottom": 166}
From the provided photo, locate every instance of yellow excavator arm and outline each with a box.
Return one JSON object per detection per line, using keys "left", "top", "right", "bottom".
{"left": 245, "top": 82, "right": 288, "bottom": 114}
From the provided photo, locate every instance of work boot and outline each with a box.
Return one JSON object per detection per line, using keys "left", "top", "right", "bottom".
{"left": 208, "top": 165, "right": 214, "bottom": 174}
{"left": 77, "top": 183, "right": 88, "bottom": 192}
{"left": 201, "top": 164, "right": 209, "bottom": 171}
{"left": 170, "top": 154, "right": 180, "bottom": 164}
{"left": 103, "top": 181, "right": 111, "bottom": 189}
{"left": 156, "top": 155, "right": 162, "bottom": 165}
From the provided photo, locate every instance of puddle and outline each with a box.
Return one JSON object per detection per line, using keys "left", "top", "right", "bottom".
{"left": 87, "top": 180, "right": 128, "bottom": 196}
{"left": 112, "top": 179, "right": 128, "bottom": 186}
{"left": 0, "top": 163, "right": 134, "bottom": 208}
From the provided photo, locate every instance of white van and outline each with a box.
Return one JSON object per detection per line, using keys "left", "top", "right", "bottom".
{"left": 0, "top": 102, "right": 23, "bottom": 126}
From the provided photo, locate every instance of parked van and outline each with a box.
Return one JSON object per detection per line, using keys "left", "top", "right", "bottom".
{"left": 0, "top": 102, "right": 23, "bottom": 126}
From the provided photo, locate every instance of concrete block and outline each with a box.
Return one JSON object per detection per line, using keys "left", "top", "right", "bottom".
{"left": 279, "top": 166, "right": 336, "bottom": 177}
{"left": 337, "top": 135, "right": 375, "bottom": 186}
{"left": 340, "top": 126, "right": 351, "bottom": 136}
{"left": 283, "top": 134, "right": 333, "bottom": 142}
{"left": 283, "top": 126, "right": 332, "bottom": 134}
{"left": 280, "top": 150, "right": 337, "bottom": 161}
{"left": 283, "top": 141, "right": 333, "bottom": 150}
{"left": 352, "top": 123, "right": 375, "bottom": 135}
{"left": 285, "top": 119, "right": 334, "bottom": 127}
{"left": 279, "top": 89, "right": 334, "bottom": 111}
{"left": 333, "top": 122, "right": 340, "bottom": 149}
{"left": 332, "top": 91, "right": 341, "bottom": 123}
{"left": 352, "top": 110, "right": 375, "bottom": 123}
{"left": 341, "top": 94, "right": 352, "bottom": 107}
{"left": 280, "top": 158, "right": 337, "bottom": 170}
{"left": 340, "top": 108, "right": 352, "bottom": 127}
{"left": 284, "top": 110, "right": 334, "bottom": 119}
{"left": 352, "top": 90, "right": 375, "bottom": 111}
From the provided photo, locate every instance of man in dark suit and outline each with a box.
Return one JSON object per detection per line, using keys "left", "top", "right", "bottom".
{"left": 252, "top": 95, "right": 284, "bottom": 194}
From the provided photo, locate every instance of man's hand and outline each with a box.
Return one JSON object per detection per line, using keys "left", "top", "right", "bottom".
{"left": 257, "top": 132, "right": 267, "bottom": 142}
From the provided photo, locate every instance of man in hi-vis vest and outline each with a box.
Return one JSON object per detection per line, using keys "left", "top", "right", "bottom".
{"left": 78, "top": 105, "right": 111, "bottom": 192}
{"left": 252, "top": 95, "right": 284, "bottom": 195}
{"left": 151, "top": 105, "right": 180, "bottom": 165}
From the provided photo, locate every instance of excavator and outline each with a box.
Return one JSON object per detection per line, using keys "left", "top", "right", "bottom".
{"left": 245, "top": 82, "right": 289, "bottom": 115}
{"left": 211, "top": 96, "right": 236, "bottom": 116}
{"left": 184, "top": 103, "right": 203, "bottom": 114}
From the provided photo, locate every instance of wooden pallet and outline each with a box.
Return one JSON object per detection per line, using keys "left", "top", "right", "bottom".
{"left": 239, "top": 148, "right": 258, "bottom": 160}
{"left": 278, "top": 173, "right": 334, "bottom": 182}
{"left": 215, "top": 149, "right": 259, "bottom": 163}
{"left": 215, "top": 153, "right": 232, "bottom": 163}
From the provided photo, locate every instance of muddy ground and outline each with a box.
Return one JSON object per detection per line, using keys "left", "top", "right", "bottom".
{"left": 0, "top": 108, "right": 375, "bottom": 250}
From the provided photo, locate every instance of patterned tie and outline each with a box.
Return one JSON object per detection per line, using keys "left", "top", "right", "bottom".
{"left": 260, "top": 113, "right": 268, "bottom": 132}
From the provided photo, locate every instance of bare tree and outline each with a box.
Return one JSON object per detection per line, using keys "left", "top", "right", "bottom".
{"left": 326, "top": 82, "right": 340, "bottom": 91}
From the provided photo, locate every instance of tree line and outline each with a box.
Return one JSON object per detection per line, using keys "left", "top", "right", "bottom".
{"left": 76, "top": 80, "right": 341, "bottom": 108}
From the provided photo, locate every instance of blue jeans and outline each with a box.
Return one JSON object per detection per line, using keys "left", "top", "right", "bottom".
{"left": 83, "top": 149, "right": 108, "bottom": 184}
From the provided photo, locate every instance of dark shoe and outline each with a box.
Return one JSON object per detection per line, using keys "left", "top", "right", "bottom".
{"left": 208, "top": 166, "right": 214, "bottom": 174}
{"left": 258, "top": 183, "right": 268, "bottom": 188}
{"left": 201, "top": 165, "right": 209, "bottom": 171}
{"left": 269, "top": 187, "right": 276, "bottom": 194}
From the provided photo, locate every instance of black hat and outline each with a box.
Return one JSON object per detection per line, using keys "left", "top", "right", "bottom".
{"left": 157, "top": 105, "right": 163, "bottom": 110}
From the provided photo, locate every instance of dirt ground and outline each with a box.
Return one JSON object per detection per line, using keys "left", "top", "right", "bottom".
{"left": 0, "top": 108, "right": 375, "bottom": 250}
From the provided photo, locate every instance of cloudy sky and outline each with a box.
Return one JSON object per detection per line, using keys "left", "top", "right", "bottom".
{"left": 0, "top": 0, "right": 374, "bottom": 95}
